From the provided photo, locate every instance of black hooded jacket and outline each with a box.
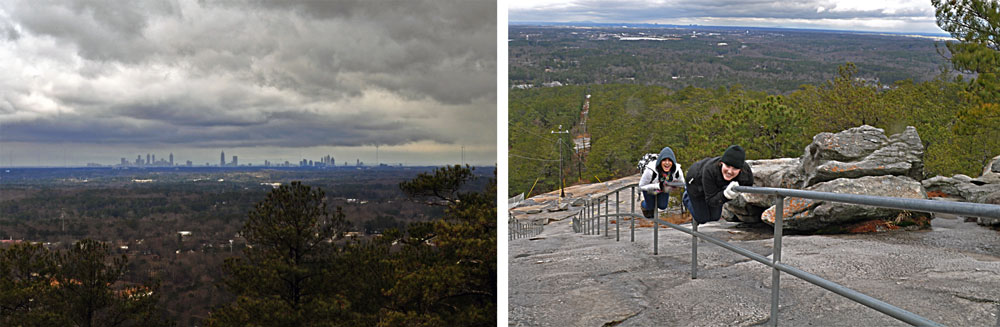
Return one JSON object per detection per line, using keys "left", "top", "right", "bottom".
{"left": 685, "top": 156, "right": 753, "bottom": 209}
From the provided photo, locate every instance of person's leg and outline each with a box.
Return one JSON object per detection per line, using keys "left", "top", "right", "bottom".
{"left": 709, "top": 205, "right": 724, "bottom": 222}
{"left": 656, "top": 192, "right": 669, "bottom": 210}
{"left": 641, "top": 191, "right": 656, "bottom": 218}
{"left": 641, "top": 191, "right": 655, "bottom": 211}
{"left": 684, "top": 191, "right": 712, "bottom": 223}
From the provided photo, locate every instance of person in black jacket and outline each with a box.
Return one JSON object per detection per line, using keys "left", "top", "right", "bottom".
{"left": 683, "top": 145, "right": 753, "bottom": 223}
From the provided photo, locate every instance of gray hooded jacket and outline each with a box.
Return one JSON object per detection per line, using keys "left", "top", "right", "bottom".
{"left": 639, "top": 146, "right": 684, "bottom": 193}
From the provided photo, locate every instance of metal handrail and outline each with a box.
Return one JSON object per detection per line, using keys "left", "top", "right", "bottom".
{"left": 734, "top": 185, "right": 1000, "bottom": 219}
{"left": 571, "top": 182, "right": 994, "bottom": 326}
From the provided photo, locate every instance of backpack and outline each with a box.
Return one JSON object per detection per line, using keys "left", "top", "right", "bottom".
{"left": 636, "top": 153, "right": 659, "bottom": 175}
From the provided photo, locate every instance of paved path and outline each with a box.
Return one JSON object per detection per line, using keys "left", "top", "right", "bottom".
{"left": 509, "top": 211, "right": 1000, "bottom": 326}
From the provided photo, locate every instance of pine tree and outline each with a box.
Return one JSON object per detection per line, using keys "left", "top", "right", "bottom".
{"left": 933, "top": 0, "right": 1000, "bottom": 103}
{"left": 207, "top": 181, "right": 351, "bottom": 327}
{"left": 50, "top": 239, "right": 168, "bottom": 327}
{"left": 0, "top": 242, "right": 62, "bottom": 326}
{"left": 933, "top": 0, "right": 1000, "bottom": 173}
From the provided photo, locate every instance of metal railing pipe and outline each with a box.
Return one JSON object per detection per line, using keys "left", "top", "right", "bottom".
{"left": 605, "top": 195, "right": 610, "bottom": 238}
{"left": 651, "top": 217, "right": 942, "bottom": 327}
{"left": 631, "top": 186, "right": 636, "bottom": 242}
{"left": 653, "top": 204, "right": 659, "bottom": 255}
{"left": 691, "top": 220, "right": 698, "bottom": 279}
{"left": 770, "top": 195, "right": 784, "bottom": 326}
{"left": 734, "top": 186, "right": 1000, "bottom": 219}
{"left": 616, "top": 191, "right": 620, "bottom": 241}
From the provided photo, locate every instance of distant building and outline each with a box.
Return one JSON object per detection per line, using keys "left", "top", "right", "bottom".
{"left": 186, "top": 160, "right": 192, "bottom": 167}
{"left": 169, "top": 153, "right": 173, "bottom": 166}
{"left": 232, "top": 155, "right": 238, "bottom": 167}
{"left": 220, "top": 151, "right": 225, "bottom": 167}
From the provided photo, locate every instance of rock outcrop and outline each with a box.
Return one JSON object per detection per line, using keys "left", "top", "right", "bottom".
{"left": 723, "top": 125, "right": 932, "bottom": 232}
{"left": 922, "top": 154, "right": 1000, "bottom": 226}
{"left": 797, "top": 126, "right": 924, "bottom": 187}
{"left": 760, "top": 175, "right": 930, "bottom": 231}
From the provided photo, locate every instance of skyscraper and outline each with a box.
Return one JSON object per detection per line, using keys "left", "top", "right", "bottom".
{"left": 146, "top": 154, "right": 151, "bottom": 166}
{"left": 232, "top": 156, "right": 238, "bottom": 167}
{"left": 169, "top": 153, "right": 173, "bottom": 166}
{"left": 220, "top": 151, "right": 225, "bottom": 167}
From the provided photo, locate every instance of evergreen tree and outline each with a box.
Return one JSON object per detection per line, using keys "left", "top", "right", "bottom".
{"left": 0, "top": 242, "right": 62, "bottom": 326}
{"left": 933, "top": 0, "right": 1000, "bottom": 103}
{"left": 383, "top": 165, "right": 497, "bottom": 326}
{"left": 50, "top": 239, "right": 168, "bottom": 327}
{"left": 207, "top": 181, "right": 351, "bottom": 326}
{"left": 933, "top": 0, "right": 1000, "bottom": 173}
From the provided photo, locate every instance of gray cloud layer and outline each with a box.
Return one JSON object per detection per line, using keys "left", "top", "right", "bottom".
{"left": 0, "top": 0, "right": 496, "bottom": 155}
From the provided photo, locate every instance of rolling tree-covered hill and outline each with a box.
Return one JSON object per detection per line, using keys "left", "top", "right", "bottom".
{"left": 509, "top": 3, "right": 999, "bottom": 197}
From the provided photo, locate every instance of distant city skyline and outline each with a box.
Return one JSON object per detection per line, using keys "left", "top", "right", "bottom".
{"left": 509, "top": 0, "right": 950, "bottom": 35}
{"left": 0, "top": 1, "right": 496, "bottom": 167}
{"left": 0, "top": 144, "right": 490, "bottom": 168}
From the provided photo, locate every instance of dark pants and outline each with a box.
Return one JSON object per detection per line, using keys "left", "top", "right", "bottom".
{"left": 683, "top": 190, "right": 721, "bottom": 223}
{"left": 641, "top": 191, "right": 669, "bottom": 211}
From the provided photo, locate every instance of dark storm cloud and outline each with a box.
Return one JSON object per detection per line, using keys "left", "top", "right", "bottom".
{"left": 1, "top": 108, "right": 450, "bottom": 148}
{"left": 0, "top": 0, "right": 495, "bottom": 155}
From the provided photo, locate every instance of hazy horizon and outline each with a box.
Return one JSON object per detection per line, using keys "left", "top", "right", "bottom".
{"left": 508, "top": 0, "right": 950, "bottom": 35}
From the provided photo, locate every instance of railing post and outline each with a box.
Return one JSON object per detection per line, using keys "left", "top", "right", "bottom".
{"left": 590, "top": 198, "right": 595, "bottom": 235}
{"left": 605, "top": 195, "right": 609, "bottom": 238}
{"left": 770, "top": 195, "right": 784, "bottom": 327}
{"left": 631, "top": 186, "right": 635, "bottom": 242}
{"left": 596, "top": 198, "right": 601, "bottom": 235}
{"left": 593, "top": 198, "right": 597, "bottom": 235}
{"left": 616, "top": 191, "right": 620, "bottom": 242}
{"left": 653, "top": 204, "right": 659, "bottom": 255}
{"left": 691, "top": 220, "right": 698, "bottom": 279}
{"left": 585, "top": 199, "right": 591, "bottom": 235}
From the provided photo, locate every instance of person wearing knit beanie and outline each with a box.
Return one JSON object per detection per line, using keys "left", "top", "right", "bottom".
{"left": 682, "top": 145, "right": 754, "bottom": 224}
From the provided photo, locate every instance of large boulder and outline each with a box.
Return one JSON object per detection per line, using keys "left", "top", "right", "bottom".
{"left": 760, "top": 175, "right": 931, "bottom": 232}
{"left": 720, "top": 126, "right": 934, "bottom": 232}
{"left": 985, "top": 154, "right": 1000, "bottom": 176}
{"left": 798, "top": 125, "right": 923, "bottom": 187}
{"left": 923, "top": 154, "right": 1000, "bottom": 226}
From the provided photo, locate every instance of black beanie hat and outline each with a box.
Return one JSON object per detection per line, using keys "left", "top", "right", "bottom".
{"left": 721, "top": 145, "right": 745, "bottom": 167}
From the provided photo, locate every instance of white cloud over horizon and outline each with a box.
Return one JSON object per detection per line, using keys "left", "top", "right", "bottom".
{"left": 508, "top": 0, "right": 948, "bottom": 35}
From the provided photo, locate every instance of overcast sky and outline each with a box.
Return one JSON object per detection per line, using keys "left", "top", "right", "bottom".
{"left": 0, "top": 0, "right": 496, "bottom": 167}
{"left": 509, "top": 0, "right": 949, "bottom": 35}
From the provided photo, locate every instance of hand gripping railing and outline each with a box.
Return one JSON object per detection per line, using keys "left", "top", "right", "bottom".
{"left": 576, "top": 183, "right": 1000, "bottom": 326}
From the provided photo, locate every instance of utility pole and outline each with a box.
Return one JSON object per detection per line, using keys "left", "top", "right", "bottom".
{"left": 551, "top": 125, "right": 570, "bottom": 197}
